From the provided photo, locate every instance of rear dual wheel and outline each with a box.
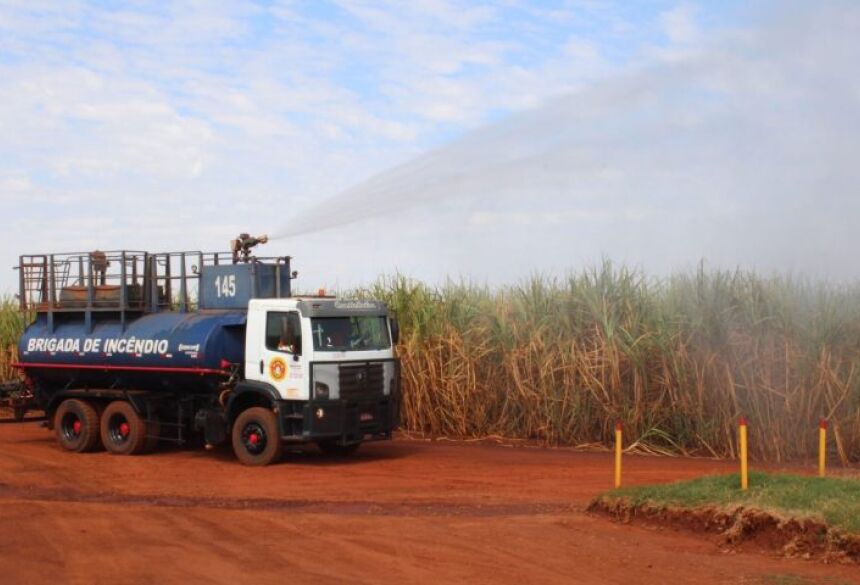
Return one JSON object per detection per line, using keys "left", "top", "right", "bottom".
{"left": 54, "top": 399, "right": 101, "bottom": 452}
{"left": 100, "top": 401, "right": 159, "bottom": 455}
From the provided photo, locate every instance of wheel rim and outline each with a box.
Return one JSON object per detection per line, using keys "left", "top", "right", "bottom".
{"left": 241, "top": 422, "right": 268, "bottom": 455}
{"left": 107, "top": 413, "right": 132, "bottom": 445}
{"left": 61, "top": 411, "right": 82, "bottom": 442}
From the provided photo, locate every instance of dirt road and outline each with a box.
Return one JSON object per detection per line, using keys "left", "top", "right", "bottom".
{"left": 0, "top": 423, "right": 857, "bottom": 585}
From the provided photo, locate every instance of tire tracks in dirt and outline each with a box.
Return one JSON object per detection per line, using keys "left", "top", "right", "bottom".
{"left": 0, "top": 481, "right": 577, "bottom": 517}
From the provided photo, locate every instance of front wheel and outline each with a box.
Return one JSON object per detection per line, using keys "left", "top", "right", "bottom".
{"left": 318, "top": 441, "right": 360, "bottom": 457}
{"left": 231, "top": 407, "right": 283, "bottom": 466}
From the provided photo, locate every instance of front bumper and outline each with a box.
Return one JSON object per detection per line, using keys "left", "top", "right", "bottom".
{"left": 277, "top": 395, "right": 399, "bottom": 445}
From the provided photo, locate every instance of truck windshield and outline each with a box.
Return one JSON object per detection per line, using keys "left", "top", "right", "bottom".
{"left": 311, "top": 316, "right": 391, "bottom": 351}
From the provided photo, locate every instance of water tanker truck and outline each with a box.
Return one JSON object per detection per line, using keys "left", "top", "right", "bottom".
{"left": 1, "top": 235, "right": 400, "bottom": 465}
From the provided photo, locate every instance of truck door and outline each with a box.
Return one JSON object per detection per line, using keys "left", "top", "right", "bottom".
{"left": 247, "top": 310, "right": 307, "bottom": 400}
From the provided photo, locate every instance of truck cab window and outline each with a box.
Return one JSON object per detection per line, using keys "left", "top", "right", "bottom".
{"left": 310, "top": 316, "right": 391, "bottom": 351}
{"left": 266, "top": 311, "right": 302, "bottom": 355}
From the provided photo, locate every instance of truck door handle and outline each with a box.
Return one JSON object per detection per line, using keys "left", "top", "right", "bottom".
{"left": 259, "top": 360, "right": 264, "bottom": 374}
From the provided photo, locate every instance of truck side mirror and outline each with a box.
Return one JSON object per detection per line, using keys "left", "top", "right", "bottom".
{"left": 390, "top": 317, "right": 400, "bottom": 345}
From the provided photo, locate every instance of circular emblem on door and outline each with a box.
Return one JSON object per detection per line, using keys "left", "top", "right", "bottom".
{"left": 269, "top": 357, "right": 288, "bottom": 381}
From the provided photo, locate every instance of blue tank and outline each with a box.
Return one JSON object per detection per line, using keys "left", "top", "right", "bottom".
{"left": 18, "top": 311, "right": 247, "bottom": 394}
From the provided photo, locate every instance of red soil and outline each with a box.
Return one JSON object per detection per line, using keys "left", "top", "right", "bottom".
{"left": 0, "top": 424, "right": 857, "bottom": 584}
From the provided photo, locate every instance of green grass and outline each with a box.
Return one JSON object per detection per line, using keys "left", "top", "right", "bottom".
{"left": 605, "top": 472, "right": 860, "bottom": 534}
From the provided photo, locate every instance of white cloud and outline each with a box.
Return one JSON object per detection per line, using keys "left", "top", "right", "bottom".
{"left": 660, "top": 3, "right": 700, "bottom": 45}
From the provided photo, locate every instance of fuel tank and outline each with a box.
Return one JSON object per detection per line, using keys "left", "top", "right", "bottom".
{"left": 18, "top": 311, "right": 246, "bottom": 394}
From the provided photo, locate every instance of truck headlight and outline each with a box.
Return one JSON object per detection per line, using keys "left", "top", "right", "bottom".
{"left": 314, "top": 382, "right": 330, "bottom": 400}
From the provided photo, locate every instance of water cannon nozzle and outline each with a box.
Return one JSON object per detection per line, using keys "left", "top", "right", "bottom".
{"left": 231, "top": 232, "right": 269, "bottom": 263}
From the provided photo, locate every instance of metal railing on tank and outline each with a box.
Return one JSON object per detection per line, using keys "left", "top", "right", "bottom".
{"left": 18, "top": 247, "right": 290, "bottom": 314}
{"left": 15, "top": 232, "right": 293, "bottom": 333}
{"left": 18, "top": 250, "right": 155, "bottom": 332}
{"left": 18, "top": 251, "right": 151, "bottom": 313}
{"left": 147, "top": 251, "right": 238, "bottom": 313}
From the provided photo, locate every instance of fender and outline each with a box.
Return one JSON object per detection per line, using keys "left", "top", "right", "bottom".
{"left": 226, "top": 379, "right": 282, "bottom": 423}
{"left": 41, "top": 388, "right": 130, "bottom": 413}
{"left": 38, "top": 388, "right": 149, "bottom": 429}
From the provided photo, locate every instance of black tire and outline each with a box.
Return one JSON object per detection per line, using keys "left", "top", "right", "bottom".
{"left": 100, "top": 401, "right": 149, "bottom": 455}
{"left": 231, "top": 407, "right": 283, "bottom": 466}
{"left": 318, "top": 441, "right": 360, "bottom": 457}
{"left": 54, "top": 399, "right": 101, "bottom": 452}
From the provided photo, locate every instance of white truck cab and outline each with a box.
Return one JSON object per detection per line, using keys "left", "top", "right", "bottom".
{"left": 245, "top": 298, "right": 398, "bottom": 401}
{"left": 233, "top": 297, "right": 401, "bottom": 463}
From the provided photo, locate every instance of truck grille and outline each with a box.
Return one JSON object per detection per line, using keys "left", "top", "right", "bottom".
{"left": 338, "top": 362, "right": 384, "bottom": 401}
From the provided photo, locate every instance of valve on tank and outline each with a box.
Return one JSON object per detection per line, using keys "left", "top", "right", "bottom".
{"left": 231, "top": 233, "right": 269, "bottom": 263}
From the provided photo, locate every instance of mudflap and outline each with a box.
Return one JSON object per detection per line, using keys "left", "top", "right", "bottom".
{"left": 194, "top": 408, "right": 228, "bottom": 445}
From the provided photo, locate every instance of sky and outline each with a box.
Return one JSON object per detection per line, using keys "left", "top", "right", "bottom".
{"left": 1, "top": 0, "right": 858, "bottom": 294}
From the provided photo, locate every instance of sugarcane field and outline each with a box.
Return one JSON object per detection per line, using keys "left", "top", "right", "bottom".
{"left": 2, "top": 1, "right": 860, "bottom": 584}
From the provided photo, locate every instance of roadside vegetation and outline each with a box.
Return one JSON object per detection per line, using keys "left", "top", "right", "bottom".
{"left": 367, "top": 263, "right": 860, "bottom": 463}
{"left": 0, "top": 297, "right": 25, "bottom": 382}
{"left": 596, "top": 472, "right": 860, "bottom": 534}
{"left": 590, "top": 472, "right": 860, "bottom": 562}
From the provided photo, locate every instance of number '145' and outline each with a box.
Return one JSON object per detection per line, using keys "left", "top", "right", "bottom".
{"left": 215, "top": 275, "right": 236, "bottom": 298}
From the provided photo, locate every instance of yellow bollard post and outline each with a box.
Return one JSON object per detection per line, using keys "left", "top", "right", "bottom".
{"left": 614, "top": 421, "right": 623, "bottom": 489}
{"left": 739, "top": 417, "right": 749, "bottom": 491}
{"left": 819, "top": 419, "right": 828, "bottom": 478}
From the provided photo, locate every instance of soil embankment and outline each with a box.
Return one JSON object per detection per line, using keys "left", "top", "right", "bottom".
{"left": 590, "top": 497, "right": 860, "bottom": 564}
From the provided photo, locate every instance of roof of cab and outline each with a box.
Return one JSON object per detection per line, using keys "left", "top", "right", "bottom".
{"left": 249, "top": 297, "right": 389, "bottom": 317}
